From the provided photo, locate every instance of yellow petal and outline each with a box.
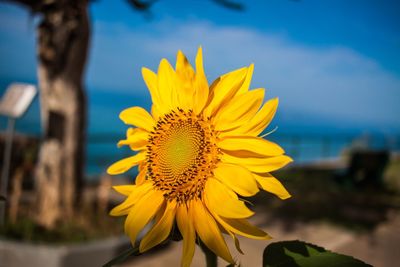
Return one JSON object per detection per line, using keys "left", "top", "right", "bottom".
{"left": 221, "top": 153, "right": 293, "bottom": 173}
{"left": 135, "top": 169, "right": 147, "bottom": 185}
{"left": 219, "top": 222, "right": 244, "bottom": 254}
{"left": 253, "top": 172, "right": 291, "bottom": 200}
{"left": 203, "top": 67, "right": 248, "bottom": 117}
{"left": 177, "top": 203, "right": 196, "bottom": 267}
{"left": 117, "top": 128, "right": 148, "bottom": 150}
{"left": 190, "top": 199, "right": 234, "bottom": 264}
{"left": 218, "top": 136, "right": 284, "bottom": 157}
{"left": 231, "top": 232, "right": 244, "bottom": 254}
{"left": 151, "top": 104, "right": 161, "bottom": 120}
{"left": 158, "top": 58, "right": 178, "bottom": 111}
{"left": 204, "top": 178, "right": 254, "bottom": 218}
{"left": 236, "top": 63, "right": 254, "bottom": 95}
{"left": 176, "top": 50, "right": 195, "bottom": 81}
{"left": 214, "top": 215, "right": 271, "bottom": 240}
{"left": 109, "top": 182, "right": 153, "bottom": 216}
{"left": 138, "top": 162, "right": 146, "bottom": 172}
{"left": 193, "top": 47, "right": 209, "bottom": 114}
{"left": 119, "top": 107, "right": 155, "bottom": 132}
{"left": 154, "top": 201, "right": 167, "bottom": 223}
{"left": 142, "top": 67, "right": 162, "bottom": 111}
{"left": 213, "top": 88, "right": 264, "bottom": 131}
{"left": 233, "top": 97, "right": 279, "bottom": 136}
{"left": 107, "top": 152, "right": 146, "bottom": 175}
{"left": 175, "top": 50, "right": 196, "bottom": 110}
{"left": 124, "top": 189, "right": 164, "bottom": 246}
{"left": 139, "top": 200, "right": 177, "bottom": 252}
{"left": 218, "top": 220, "right": 244, "bottom": 254}
{"left": 213, "top": 163, "right": 259, "bottom": 197}
{"left": 112, "top": 185, "right": 135, "bottom": 196}
{"left": 125, "top": 127, "right": 143, "bottom": 138}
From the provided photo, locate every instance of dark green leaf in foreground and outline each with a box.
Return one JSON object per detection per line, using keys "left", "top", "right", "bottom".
{"left": 263, "top": 240, "right": 372, "bottom": 267}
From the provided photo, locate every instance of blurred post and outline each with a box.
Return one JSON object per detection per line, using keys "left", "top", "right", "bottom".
{"left": 0, "top": 118, "right": 15, "bottom": 226}
{"left": 97, "top": 174, "right": 112, "bottom": 216}
{"left": 0, "top": 83, "right": 36, "bottom": 226}
{"left": 9, "top": 166, "right": 23, "bottom": 224}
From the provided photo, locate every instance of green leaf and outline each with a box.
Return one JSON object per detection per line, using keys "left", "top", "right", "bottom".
{"left": 263, "top": 240, "right": 372, "bottom": 267}
{"left": 102, "top": 246, "right": 139, "bottom": 267}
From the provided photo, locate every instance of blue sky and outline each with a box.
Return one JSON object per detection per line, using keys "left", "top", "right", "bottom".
{"left": 0, "top": 0, "right": 399, "bottom": 133}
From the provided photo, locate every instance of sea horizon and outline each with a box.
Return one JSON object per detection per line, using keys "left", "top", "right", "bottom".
{"left": 1, "top": 79, "right": 399, "bottom": 178}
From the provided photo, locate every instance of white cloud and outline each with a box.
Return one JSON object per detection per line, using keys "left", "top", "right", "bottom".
{"left": 88, "top": 18, "right": 400, "bottom": 128}
{"left": 1, "top": 5, "right": 398, "bottom": 130}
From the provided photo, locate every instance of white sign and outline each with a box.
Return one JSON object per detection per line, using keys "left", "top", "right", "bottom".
{"left": 0, "top": 83, "right": 37, "bottom": 118}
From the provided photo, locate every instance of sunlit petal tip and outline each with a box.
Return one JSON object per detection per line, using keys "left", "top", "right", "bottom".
{"left": 109, "top": 208, "right": 118, "bottom": 217}
{"left": 176, "top": 50, "right": 187, "bottom": 69}
{"left": 254, "top": 173, "right": 291, "bottom": 200}
{"left": 158, "top": 59, "right": 172, "bottom": 76}
{"left": 107, "top": 153, "right": 145, "bottom": 175}
{"left": 142, "top": 67, "right": 161, "bottom": 106}
{"left": 141, "top": 66, "right": 153, "bottom": 76}
{"left": 112, "top": 185, "right": 135, "bottom": 196}
{"left": 277, "top": 155, "right": 294, "bottom": 169}
{"left": 109, "top": 206, "right": 125, "bottom": 217}
{"left": 116, "top": 140, "right": 124, "bottom": 148}
{"left": 159, "top": 58, "right": 173, "bottom": 70}
{"left": 107, "top": 165, "right": 122, "bottom": 175}
{"left": 178, "top": 49, "right": 188, "bottom": 59}
{"left": 196, "top": 46, "right": 203, "bottom": 61}
{"left": 119, "top": 106, "right": 155, "bottom": 132}
{"left": 195, "top": 46, "right": 206, "bottom": 78}
{"left": 244, "top": 63, "right": 254, "bottom": 83}
{"left": 268, "top": 97, "right": 279, "bottom": 112}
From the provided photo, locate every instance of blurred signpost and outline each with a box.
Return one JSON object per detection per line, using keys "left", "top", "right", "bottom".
{"left": 0, "top": 83, "right": 37, "bottom": 226}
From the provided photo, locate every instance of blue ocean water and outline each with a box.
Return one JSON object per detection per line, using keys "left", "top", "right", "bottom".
{"left": 1, "top": 82, "right": 399, "bottom": 179}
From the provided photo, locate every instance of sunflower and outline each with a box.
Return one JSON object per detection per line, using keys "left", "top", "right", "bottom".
{"left": 107, "top": 47, "right": 292, "bottom": 266}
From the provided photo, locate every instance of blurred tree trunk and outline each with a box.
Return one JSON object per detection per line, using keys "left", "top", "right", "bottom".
{"left": 4, "top": 0, "right": 90, "bottom": 228}
{"left": 34, "top": 0, "right": 90, "bottom": 228}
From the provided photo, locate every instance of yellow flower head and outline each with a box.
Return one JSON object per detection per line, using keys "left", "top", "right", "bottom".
{"left": 108, "top": 48, "right": 292, "bottom": 266}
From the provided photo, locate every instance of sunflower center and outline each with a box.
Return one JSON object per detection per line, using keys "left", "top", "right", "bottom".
{"left": 147, "top": 109, "right": 218, "bottom": 203}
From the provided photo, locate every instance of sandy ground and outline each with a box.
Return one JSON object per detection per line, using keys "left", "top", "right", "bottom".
{"left": 120, "top": 210, "right": 400, "bottom": 267}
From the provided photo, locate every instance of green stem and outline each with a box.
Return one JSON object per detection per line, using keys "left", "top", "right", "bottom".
{"left": 200, "top": 241, "right": 218, "bottom": 267}
{"left": 102, "top": 245, "right": 139, "bottom": 267}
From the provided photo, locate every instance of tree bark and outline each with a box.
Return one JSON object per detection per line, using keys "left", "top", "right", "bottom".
{"left": 34, "top": 0, "right": 90, "bottom": 228}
